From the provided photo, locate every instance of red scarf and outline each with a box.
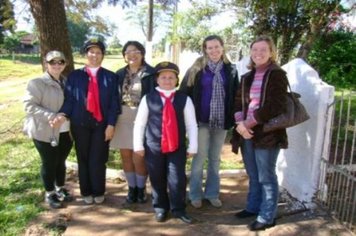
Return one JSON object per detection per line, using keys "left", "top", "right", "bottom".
{"left": 160, "top": 92, "right": 178, "bottom": 153}
{"left": 86, "top": 67, "right": 103, "bottom": 122}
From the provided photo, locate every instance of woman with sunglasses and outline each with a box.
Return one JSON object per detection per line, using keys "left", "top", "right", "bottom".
{"left": 110, "top": 41, "right": 156, "bottom": 204}
{"left": 23, "top": 50, "right": 73, "bottom": 209}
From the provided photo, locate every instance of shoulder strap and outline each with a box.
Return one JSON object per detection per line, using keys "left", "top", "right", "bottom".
{"left": 260, "top": 70, "right": 296, "bottom": 107}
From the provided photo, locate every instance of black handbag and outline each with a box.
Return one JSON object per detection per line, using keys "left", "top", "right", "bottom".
{"left": 262, "top": 78, "right": 310, "bottom": 132}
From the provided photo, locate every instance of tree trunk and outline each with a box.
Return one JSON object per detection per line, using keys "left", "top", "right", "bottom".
{"left": 297, "top": 33, "right": 313, "bottom": 61}
{"left": 145, "top": 0, "right": 154, "bottom": 63}
{"left": 147, "top": 0, "right": 153, "bottom": 42}
{"left": 28, "top": 0, "right": 74, "bottom": 76}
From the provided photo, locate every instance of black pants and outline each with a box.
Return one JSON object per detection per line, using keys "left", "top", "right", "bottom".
{"left": 145, "top": 147, "right": 187, "bottom": 216}
{"left": 71, "top": 123, "right": 109, "bottom": 197}
{"left": 33, "top": 132, "right": 73, "bottom": 192}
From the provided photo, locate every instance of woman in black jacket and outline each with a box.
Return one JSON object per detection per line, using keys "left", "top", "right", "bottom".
{"left": 180, "top": 35, "right": 239, "bottom": 209}
{"left": 232, "top": 35, "right": 288, "bottom": 231}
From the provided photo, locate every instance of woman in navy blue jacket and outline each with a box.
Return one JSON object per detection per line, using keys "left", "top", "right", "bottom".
{"left": 55, "top": 39, "right": 120, "bottom": 204}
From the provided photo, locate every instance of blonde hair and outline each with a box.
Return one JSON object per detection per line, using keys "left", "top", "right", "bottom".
{"left": 187, "top": 35, "right": 230, "bottom": 86}
{"left": 247, "top": 35, "right": 278, "bottom": 70}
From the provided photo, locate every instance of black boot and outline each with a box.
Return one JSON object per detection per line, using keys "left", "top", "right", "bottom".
{"left": 126, "top": 186, "right": 137, "bottom": 203}
{"left": 137, "top": 187, "right": 147, "bottom": 203}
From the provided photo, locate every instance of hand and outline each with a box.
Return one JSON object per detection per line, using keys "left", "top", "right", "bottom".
{"left": 236, "top": 121, "right": 254, "bottom": 139}
{"left": 49, "top": 114, "right": 66, "bottom": 128}
{"left": 135, "top": 150, "right": 145, "bottom": 157}
{"left": 105, "top": 125, "right": 115, "bottom": 141}
{"left": 186, "top": 152, "right": 196, "bottom": 158}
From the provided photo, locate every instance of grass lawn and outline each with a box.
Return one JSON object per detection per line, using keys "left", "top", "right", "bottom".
{"left": 0, "top": 53, "right": 243, "bottom": 235}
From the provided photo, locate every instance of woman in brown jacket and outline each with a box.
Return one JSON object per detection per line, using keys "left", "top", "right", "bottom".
{"left": 232, "top": 36, "right": 288, "bottom": 231}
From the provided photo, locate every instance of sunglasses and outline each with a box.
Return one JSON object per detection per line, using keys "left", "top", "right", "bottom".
{"left": 48, "top": 60, "right": 65, "bottom": 65}
{"left": 124, "top": 50, "right": 141, "bottom": 55}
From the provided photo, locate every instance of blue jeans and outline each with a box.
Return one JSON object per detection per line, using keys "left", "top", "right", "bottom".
{"left": 241, "top": 139, "right": 280, "bottom": 224}
{"left": 189, "top": 123, "right": 227, "bottom": 201}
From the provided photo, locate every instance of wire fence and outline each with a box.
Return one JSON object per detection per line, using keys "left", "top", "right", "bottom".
{"left": 317, "top": 90, "right": 356, "bottom": 234}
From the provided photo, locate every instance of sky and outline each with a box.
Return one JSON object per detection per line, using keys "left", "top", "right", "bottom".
{"left": 88, "top": 0, "right": 234, "bottom": 45}
{"left": 13, "top": 0, "right": 234, "bottom": 45}
{"left": 14, "top": 0, "right": 355, "bottom": 45}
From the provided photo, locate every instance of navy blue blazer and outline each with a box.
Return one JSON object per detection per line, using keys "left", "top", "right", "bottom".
{"left": 60, "top": 67, "right": 120, "bottom": 127}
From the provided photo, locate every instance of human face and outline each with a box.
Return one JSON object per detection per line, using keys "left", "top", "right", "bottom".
{"left": 205, "top": 39, "right": 224, "bottom": 63}
{"left": 86, "top": 46, "right": 104, "bottom": 68}
{"left": 124, "top": 45, "right": 143, "bottom": 68}
{"left": 157, "top": 71, "right": 178, "bottom": 90}
{"left": 250, "top": 41, "right": 272, "bottom": 68}
{"left": 46, "top": 59, "right": 66, "bottom": 79}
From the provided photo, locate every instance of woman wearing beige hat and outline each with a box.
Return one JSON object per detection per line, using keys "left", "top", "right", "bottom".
{"left": 23, "top": 50, "right": 73, "bottom": 209}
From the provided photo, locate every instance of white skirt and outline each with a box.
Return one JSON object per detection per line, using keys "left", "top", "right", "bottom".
{"left": 110, "top": 105, "right": 138, "bottom": 149}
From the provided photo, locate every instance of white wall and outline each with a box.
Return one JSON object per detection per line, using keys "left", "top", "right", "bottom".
{"left": 178, "top": 50, "right": 200, "bottom": 77}
{"left": 278, "top": 58, "right": 334, "bottom": 203}
{"left": 235, "top": 56, "right": 250, "bottom": 80}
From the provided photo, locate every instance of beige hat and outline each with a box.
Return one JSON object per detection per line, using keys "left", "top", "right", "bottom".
{"left": 45, "top": 50, "right": 66, "bottom": 62}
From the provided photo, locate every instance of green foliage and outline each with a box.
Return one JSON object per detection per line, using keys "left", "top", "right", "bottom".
{"left": 107, "top": 0, "right": 179, "bottom": 8}
{"left": 2, "top": 31, "right": 30, "bottom": 52}
{"left": 67, "top": 17, "right": 90, "bottom": 52}
{"left": 173, "top": 3, "right": 220, "bottom": 52}
{"left": 215, "top": 0, "right": 345, "bottom": 64}
{"left": 3, "top": 35, "right": 19, "bottom": 52}
{"left": 248, "top": 0, "right": 341, "bottom": 64}
{"left": 108, "top": 36, "right": 123, "bottom": 49}
{"left": 65, "top": 0, "right": 112, "bottom": 46}
{"left": 0, "top": 0, "right": 16, "bottom": 44}
{"left": 308, "top": 31, "right": 356, "bottom": 88}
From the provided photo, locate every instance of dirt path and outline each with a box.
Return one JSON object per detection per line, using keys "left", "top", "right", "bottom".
{"left": 24, "top": 144, "right": 354, "bottom": 235}
{"left": 25, "top": 170, "right": 353, "bottom": 236}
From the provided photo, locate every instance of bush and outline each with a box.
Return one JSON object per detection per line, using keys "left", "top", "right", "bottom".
{"left": 308, "top": 30, "right": 356, "bottom": 89}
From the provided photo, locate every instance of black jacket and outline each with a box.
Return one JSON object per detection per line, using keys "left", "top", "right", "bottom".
{"left": 179, "top": 62, "right": 239, "bottom": 130}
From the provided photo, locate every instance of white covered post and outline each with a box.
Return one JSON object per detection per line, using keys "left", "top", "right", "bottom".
{"left": 278, "top": 58, "right": 335, "bottom": 203}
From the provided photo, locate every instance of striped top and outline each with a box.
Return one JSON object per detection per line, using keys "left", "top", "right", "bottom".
{"left": 234, "top": 65, "right": 268, "bottom": 127}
